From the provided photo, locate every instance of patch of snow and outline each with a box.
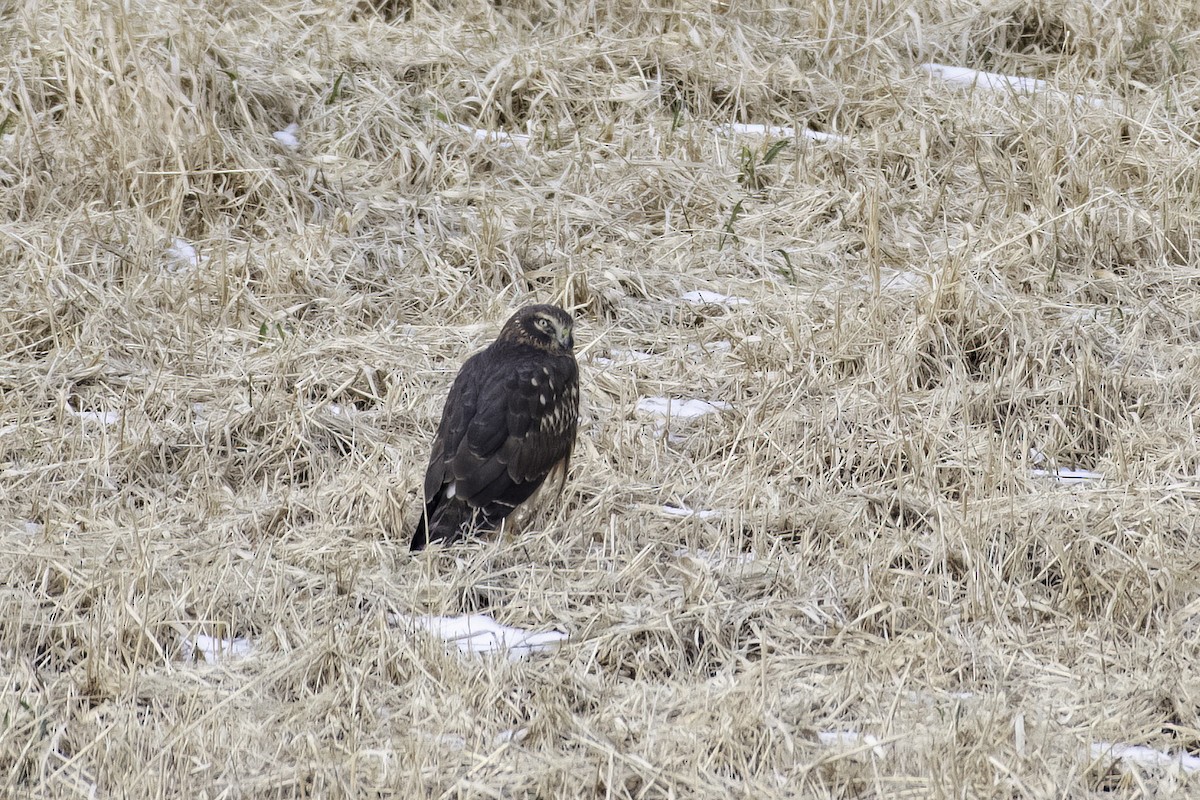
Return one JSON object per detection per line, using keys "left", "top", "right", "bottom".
{"left": 680, "top": 290, "right": 751, "bottom": 307}
{"left": 591, "top": 348, "right": 656, "bottom": 367}
{"left": 1028, "top": 448, "right": 1102, "bottom": 483}
{"left": 454, "top": 123, "right": 530, "bottom": 148}
{"left": 417, "top": 731, "right": 467, "bottom": 750}
{"left": 66, "top": 405, "right": 120, "bottom": 426}
{"left": 718, "top": 122, "right": 848, "bottom": 144}
{"left": 919, "top": 63, "right": 1105, "bottom": 108}
{"left": 165, "top": 238, "right": 203, "bottom": 272}
{"left": 272, "top": 123, "right": 300, "bottom": 149}
{"left": 1031, "top": 467, "right": 1103, "bottom": 484}
{"left": 182, "top": 634, "right": 254, "bottom": 664}
{"left": 1090, "top": 741, "right": 1200, "bottom": 773}
{"left": 495, "top": 728, "right": 529, "bottom": 745}
{"left": 675, "top": 547, "right": 757, "bottom": 567}
{"left": 394, "top": 613, "right": 568, "bottom": 661}
{"left": 879, "top": 269, "right": 933, "bottom": 293}
{"left": 21, "top": 521, "right": 44, "bottom": 536}
{"left": 905, "top": 690, "right": 978, "bottom": 706}
{"left": 818, "top": 730, "right": 886, "bottom": 757}
{"left": 661, "top": 504, "right": 723, "bottom": 521}
{"left": 636, "top": 397, "right": 732, "bottom": 421}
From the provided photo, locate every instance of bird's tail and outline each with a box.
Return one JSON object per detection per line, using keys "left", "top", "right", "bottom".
{"left": 410, "top": 498, "right": 482, "bottom": 551}
{"left": 409, "top": 508, "right": 431, "bottom": 551}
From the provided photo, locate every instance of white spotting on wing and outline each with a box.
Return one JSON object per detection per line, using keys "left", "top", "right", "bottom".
{"left": 445, "top": 482, "right": 456, "bottom": 499}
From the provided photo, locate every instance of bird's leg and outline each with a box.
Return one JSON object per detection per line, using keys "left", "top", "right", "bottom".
{"left": 499, "top": 517, "right": 517, "bottom": 546}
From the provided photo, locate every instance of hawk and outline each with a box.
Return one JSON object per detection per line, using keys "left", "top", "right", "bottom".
{"left": 410, "top": 304, "right": 580, "bottom": 551}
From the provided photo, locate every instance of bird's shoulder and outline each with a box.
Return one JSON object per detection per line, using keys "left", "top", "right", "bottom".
{"left": 473, "top": 339, "right": 575, "bottom": 382}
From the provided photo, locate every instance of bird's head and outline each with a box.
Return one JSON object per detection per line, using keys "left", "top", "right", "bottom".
{"left": 502, "top": 304, "right": 575, "bottom": 353}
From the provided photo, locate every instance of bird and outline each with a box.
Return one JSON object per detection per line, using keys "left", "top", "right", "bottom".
{"left": 410, "top": 304, "right": 580, "bottom": 551}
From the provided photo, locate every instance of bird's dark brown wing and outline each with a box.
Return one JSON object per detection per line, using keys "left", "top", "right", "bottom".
{"left": 421, "top": 351, "right": 484, "bottom": 505}
{"left": 449, "top": 351, "right": 577, "bottom": 509}
{"left": 414, "top": 344, "right": 578, "bottom": 548}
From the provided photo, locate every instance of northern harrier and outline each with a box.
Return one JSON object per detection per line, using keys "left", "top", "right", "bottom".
{"left": 410, "top": 305, "right": 580, "bottom": 550}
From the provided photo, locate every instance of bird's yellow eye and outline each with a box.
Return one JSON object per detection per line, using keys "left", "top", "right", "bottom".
{"left": 536, "top": 318, "right": 550, "bottom": 330}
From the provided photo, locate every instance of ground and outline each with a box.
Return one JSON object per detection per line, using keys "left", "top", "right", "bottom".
{"left": 4, "top": 0, "right": 1200, "bottom": 797}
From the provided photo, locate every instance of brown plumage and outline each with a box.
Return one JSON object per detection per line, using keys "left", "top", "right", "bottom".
{"left": 410, "top": 304, "right": 580, "bottom": 551}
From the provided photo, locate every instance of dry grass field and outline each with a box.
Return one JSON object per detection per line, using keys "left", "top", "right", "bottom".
{"left": 5, "top": 0, "right": 1200, "bottom": 796}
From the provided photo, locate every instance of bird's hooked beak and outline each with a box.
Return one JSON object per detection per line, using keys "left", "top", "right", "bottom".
{"left": 556, "top": 323, "right": 574, "bottom": 350}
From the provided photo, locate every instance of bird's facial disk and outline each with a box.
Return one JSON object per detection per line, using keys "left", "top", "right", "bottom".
{"left": 531, "top": 311, "right": 574, "bottom": 350}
